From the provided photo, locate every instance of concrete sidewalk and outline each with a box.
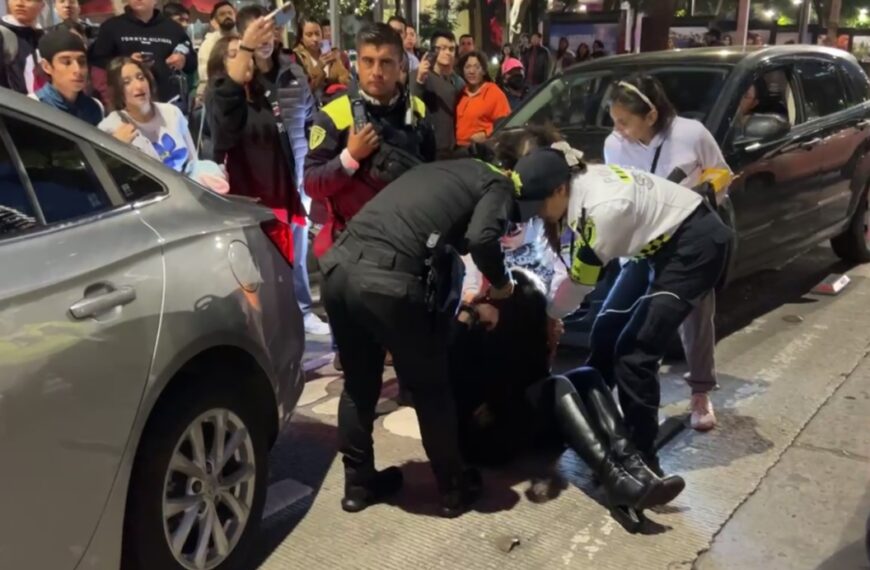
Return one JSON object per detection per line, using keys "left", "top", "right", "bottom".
{"left": 258, "top": 248, "right": 870, "bottom": 570}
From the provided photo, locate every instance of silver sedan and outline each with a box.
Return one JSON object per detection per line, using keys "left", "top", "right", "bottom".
{"left": 0, "top": 91, "right": 305, "bottom": 570}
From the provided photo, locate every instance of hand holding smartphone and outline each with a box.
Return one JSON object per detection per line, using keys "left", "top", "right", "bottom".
{"left": 265, "top": 2, "right": 295, "bottom": 28}
{"left": 321, "top": 39, "right": 332, "bottom": 55}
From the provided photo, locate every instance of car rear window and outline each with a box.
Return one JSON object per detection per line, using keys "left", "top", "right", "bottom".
{"left": 506, "top": 66, "right": 729, "bottom": 130}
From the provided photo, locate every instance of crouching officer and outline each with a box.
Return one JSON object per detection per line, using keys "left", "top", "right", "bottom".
{"left": 517, "top": 146, "right": 732, "bottom": 480}
{"left": 318, "top": 150, "right": 568, "bottom": 517}
{"left": 304, "top": 22, "right": 436, "bottom": 258}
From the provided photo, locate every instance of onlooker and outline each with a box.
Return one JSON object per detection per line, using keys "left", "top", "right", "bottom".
{"left": 210, "top": 5, "right": 325, "bottom": 335}
{"left": 52, "top": 0, "right": 97, "bottom": 44}
{"left": 495, "top": 43, "right": 514, "bottom": 84}
{"left": 518, "top": 33, "right": 530, "bottom": 56}
{"left": 597, "top": 75, "right": 730, "bottom": 433}
{"left": 413, "top": 29, "right": 464, "bottom": 158}
{"left": 591, "top": 39, "right": 607, "bottom": 58}
{"left": 98, "top": 57, "right": 196, "bottom": 171}
{"left": 1, "top": 0, "right": 45, "bottom": 94}
{"left": 553, "top": 36, "right": 574, "bottom": 74}
{"left": 196, "top": 1, "right": 236, "bottom": 102}
{"left": 500, "top": 57, "right": 527, "bottom": 111}
{"left": 387, "top": 14, "right": 406, "bottom": 37}
{"left": 522, "top": 32, "right": 550, "bottom": 87}
{"left": 33, "top": 28, "right": 102, "bottom": 125}
{"left": 403, "top": 22, "right": 420, "bottom": 76}
{"left": 458, "top": 33, "right": 475, "bottom": 56}
{"left": 293, "top": 16, "right": 351, "bottom": 99}
{"left": 704, "top": 28, "right": 722, "bottom": 47}
{"left": 575, "top": 41, "right": 590, "bottom": 62}
{"left": 90, "top": 0, "right": 195, "bottom": 104}
{"left": 207, "top": 31, "right": 302, "bottom": 252}
{"left": 320, "top": 18, "right": 351, "bottom": 70}
{"left": 455, "top": 50, "right": 510, "bottom": 147}
{"left": 163, "top": 2, "right": 190, "bottom": 28}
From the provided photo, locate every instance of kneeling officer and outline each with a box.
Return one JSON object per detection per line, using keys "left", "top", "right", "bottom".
{"left": 319, "top": 153, "right": 559, "bottom": 517}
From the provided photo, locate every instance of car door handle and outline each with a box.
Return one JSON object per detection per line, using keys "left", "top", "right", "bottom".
{"left": 857, "top": 119, "right": 870, "bottom": 130}
{"left": 799, "top": 138, "right": 822, "bottom": 150}
{"left": 69, "top": 286, "right": 137, "bottom": 319}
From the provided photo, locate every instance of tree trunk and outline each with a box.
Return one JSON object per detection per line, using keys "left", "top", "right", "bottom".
{"left": 828, "top": 0, "right": 841, "bottom": 42}
{"left": 640, "top": 0, "right": 677, "bottom": 52}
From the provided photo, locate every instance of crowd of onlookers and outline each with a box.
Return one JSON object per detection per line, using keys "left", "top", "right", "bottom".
{"left": 0, "top": 0, "right": 610, "bottom": 341}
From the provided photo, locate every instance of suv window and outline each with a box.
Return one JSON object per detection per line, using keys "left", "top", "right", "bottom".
{"left": 796, "top": 60, "right": 850, "bottom": 119}
{"left": 844, "top": 63, "right": 870, "bottom": 104}
{"left": 5, "top": 116, "right": 111, "bottom": 224}
{"left": 96, "top": 148, "right": 165, "bottom": 202}
{"left": 0, "top": 135, "right": 38, "bottom": 237}
{"left": 506, "top": 66, "right": 729, "bottom": 130}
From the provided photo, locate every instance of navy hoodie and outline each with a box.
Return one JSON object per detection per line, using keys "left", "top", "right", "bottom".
{"left": 35, "top": 83, "right": 103, "bottom": 126}
{"left": 90, "top": 8, "right": 194, "bottom": 103}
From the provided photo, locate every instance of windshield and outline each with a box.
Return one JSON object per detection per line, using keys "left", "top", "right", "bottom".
{"left": 506, "top": 65, "right": 731, "bottom": 130}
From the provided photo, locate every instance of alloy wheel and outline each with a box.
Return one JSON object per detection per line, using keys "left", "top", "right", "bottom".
{"left": 162, "top": 409, "right": 256, "bottom": 570}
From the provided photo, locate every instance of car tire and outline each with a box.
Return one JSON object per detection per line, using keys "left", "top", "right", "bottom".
{"left": 122, "top": 371, "right": 269, "bottom": 570}
{"left": 831, "top": 189, "right": 870, "bottom": 263}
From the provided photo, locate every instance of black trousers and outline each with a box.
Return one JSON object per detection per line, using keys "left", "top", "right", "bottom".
{"left": 602, "top": 206, "right": 731, "bottom": 455}
{"left": 321, "top": 253, "right": 464, "bottom": 488}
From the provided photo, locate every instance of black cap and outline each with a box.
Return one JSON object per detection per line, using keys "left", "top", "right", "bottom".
{"left": 38, "top": 29, "right": 87, "bottom": 63}
{"left": 514, "top": 147, "right": 571, "bottom": 221}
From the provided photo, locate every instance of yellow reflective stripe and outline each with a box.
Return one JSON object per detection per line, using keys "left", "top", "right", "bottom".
{"left": 633, "top": 233, "right": 670, "bottom": 259}
{"left": 608, "top": 165, "right": 632, "bottom": 182}
{"left": 411, "top": 95, "right": 427, "bottom": 118}
{"left": 322, "top": 94, "right": 352, "bottom": 131}
{"left": 475, "top": 160, "right": 521, "bottom": 195}
{"left": 570, "top": 258, "right": 602, "bottom": 286}
{"left": 570, "top": 217, "right": 600, "bottom": 285}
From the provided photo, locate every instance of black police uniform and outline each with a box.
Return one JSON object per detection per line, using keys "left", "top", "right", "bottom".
{"left": 318, "top": 159, "right": 518, "bottom": 509}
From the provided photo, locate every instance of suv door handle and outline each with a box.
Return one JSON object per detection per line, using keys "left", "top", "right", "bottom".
{"left": 857, "top": 119, "right": 870, "bottom": 130}
{"left": 69, "top": 286, "right": 137, "bottom": 319}
{"left": 799, "top": 138, "right": 822, "bottom": 150}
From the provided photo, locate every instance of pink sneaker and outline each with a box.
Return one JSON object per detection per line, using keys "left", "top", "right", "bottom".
{"left": 690, "top": 393, "right": 717, "bottom": 431}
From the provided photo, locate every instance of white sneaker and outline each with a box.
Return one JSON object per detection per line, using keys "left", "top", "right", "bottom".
{"left": 304, "top": 313, "right": 331, "bottom": 336}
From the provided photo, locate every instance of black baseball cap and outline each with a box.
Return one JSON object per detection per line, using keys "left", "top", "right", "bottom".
{"left": 514, "top": 147, "right": 571, "bottom": 221}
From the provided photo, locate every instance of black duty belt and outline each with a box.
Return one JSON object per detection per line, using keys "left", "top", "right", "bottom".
{"left": 334, "top": 233, "right": 426, "bottom": 276}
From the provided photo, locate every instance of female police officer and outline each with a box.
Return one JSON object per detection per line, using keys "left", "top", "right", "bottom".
{"left": 318, "top": 145, "right": 556, "bottom": 517}
{"left": 513, "top": 146, "right": 732, "bottom": 482}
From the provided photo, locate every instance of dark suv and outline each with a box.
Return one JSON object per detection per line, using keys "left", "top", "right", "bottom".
{"left": 503, "top": 45, "right": 870, "bottom": 281}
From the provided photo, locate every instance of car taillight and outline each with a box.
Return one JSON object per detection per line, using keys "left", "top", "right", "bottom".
{"left": 261, "top": 219, "right": 294, "bottom": 266}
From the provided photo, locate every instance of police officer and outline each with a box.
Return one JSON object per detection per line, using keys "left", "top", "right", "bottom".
{"left": 517, "top": 146, "right": 732, "bottom": 480}
{"left": 318, "top": 146, "right": 570, "bottom": 517}
{"left": 304, "top": 22, "right": 436, "bottom": 258}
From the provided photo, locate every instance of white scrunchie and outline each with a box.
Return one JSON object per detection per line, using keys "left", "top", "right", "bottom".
{"left": 550, "top": 141, "right": 585, "bottom": 168}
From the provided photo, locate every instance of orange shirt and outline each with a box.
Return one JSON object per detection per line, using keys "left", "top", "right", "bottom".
{"left": 455, "top": 82, "right": 512, "bottom": 147}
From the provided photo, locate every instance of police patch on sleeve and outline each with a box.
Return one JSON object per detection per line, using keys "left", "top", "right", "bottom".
{"left": 309, "top": 125, "right": 326, "bottom": 150}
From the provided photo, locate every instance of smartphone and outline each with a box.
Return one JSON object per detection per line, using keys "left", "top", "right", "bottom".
{"left": 351, "top": 99, "right": 367, "bottom": 132}
{"left": 426, "top": 51, "right": 437, "bottom": 66}
{"left": 321, "top": 39, "right": 332, "bottom": 55}
{"left": 266, "top": 2, "right": 295, "bottom": 28}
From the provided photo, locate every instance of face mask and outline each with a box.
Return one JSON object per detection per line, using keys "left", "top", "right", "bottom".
{"left": 506, "top": 74, "right": 524, "bottom": 90}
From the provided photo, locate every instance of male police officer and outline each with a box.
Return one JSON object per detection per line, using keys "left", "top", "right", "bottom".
{"left": 318, "top": 147, "right": 572, "bottom": 516}
{"left": 305, "top": 23, "right": 435, "bottom": 258}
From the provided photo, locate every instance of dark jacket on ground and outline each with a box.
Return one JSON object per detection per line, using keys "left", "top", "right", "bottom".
{"left": 0, "top": 18, "right": 42, "bottom": 94}
{"left": 304, "top": 90, "right": 436, "bottom": 256}
{"left": 412, "top": 70, "right": 464, "bottom": 158}
{"left": 34, "top": 83, "right": 103, "bottom": 126}
{"left": 346, "top": 159, "right": 518, "bottom": 289}
{"left": 522, "top": 45, "right": 551, "bottom": 87}
{"left": 90, "top": 8, "right": 194, "bottom": 103}
{"left": 207, "top": 59, "right": 311, "bottom": 221}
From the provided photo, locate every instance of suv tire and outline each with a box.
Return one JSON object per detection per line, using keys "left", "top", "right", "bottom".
{"left": 832, "top": 189, "right": 870, "bottom": 263}
{"left": 122, "top": 370, "right": 269, "bottom": 570}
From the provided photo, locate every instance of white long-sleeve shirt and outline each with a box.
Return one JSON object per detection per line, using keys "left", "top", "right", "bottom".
{"left": 604, "top": 115, "right": 729, "bottom": 187}
{"left": 547, "top": 164, "right": 702, "bottom": 318}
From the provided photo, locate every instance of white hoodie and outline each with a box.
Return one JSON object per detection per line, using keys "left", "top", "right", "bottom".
{"left": 547, "top": 164, "right": 702, "bottom": 318}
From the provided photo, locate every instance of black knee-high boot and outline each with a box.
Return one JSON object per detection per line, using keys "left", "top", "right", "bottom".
{"left": 568, "top": 369, "right": 685, "bottom": 506}
{"left": 551, "top": 376, "right": 664, "bottom": 519}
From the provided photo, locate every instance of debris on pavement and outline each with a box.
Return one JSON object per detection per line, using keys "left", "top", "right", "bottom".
{"left": 494, "top": 535, "right": 521, "bottom": 553}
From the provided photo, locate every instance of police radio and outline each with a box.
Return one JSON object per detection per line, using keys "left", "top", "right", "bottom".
{"left": 351, "top": 98, "right": 367, "bottom": 132}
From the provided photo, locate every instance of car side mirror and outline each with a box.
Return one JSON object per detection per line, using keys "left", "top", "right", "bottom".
{"left": 742, "top": 113, "right": 791, "bottom": 142}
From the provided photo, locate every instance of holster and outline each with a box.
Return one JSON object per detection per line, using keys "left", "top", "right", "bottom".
{"left": 425, "top": 245, "right": 465, "bottom": 316}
